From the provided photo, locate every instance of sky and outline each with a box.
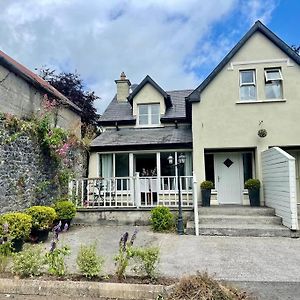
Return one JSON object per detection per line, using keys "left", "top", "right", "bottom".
{"left": 0, "top": 0, "right": 299, "bottom": 113}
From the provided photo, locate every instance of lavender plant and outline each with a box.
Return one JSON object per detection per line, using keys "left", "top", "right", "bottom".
{"left": 45, "top": 222, "right": 70, "bottom": 276}
{"left": 114, "top": 229, "right": 138, "bottom": 280}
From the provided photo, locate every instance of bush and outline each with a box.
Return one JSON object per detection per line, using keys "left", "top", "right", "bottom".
{"left": 150, "top": 206, "right": 174, "bottom": 232}
{"left": 26, "top": 206, "right": 57, "bottom": 231}
{"left": 12, "top": 245, "right": 45, "bottom": 277}
{"left": 200, "top": 180, "right": 214, "bottom": 190}
{"left": 54, "top": 200, "right": 76, "bottom": 220}
{"left": 0, "top": 212, "right": 32, "bottom": 240}
{"left": 0, "top": 241, "right": 12, "bottom": 272}
{"left": 76, "top": 243, "right": 104, "bottom": 278}
{"left": 245, "top": 179, "right": 261, "bottom": 190}
{"left": 45, "top": 244, "right": 71, "bottom": 276}
{"left": 132, "top": 247, "right": 160, "bottom": 279}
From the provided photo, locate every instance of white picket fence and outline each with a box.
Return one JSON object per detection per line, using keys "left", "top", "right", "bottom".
{"left": 69, "top": 174, "right": 195, "bottom": 208}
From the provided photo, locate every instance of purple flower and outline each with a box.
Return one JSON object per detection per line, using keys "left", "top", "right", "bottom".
{"left": 129, "top": 229, "right": 138, "bottom": 246}
{"left": 49, "top": 240, "right": 56, "bottom": 252}
{"left": 62, "top": 223, "right": 69, "bottom": 232}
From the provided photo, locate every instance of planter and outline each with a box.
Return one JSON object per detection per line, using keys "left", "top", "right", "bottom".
{"left": 201, "top": 189, "right": 211, "bottom": 207}
{"left": 30, "top": 229, "right": 50, "bottom": 243}
{"left": 60, "top": 219, "right": 72, "bottom": 231}
{"left": 248, "top": 189, "right": 260, "bottom": 206}
{"left": 11, "top": 238, "right": 24, "bottom": 252}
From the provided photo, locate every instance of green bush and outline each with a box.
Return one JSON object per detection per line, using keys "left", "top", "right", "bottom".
{"left": 0, "top": 212, "right": 32, "bottom": 240}
{"left": 54, "top": 201, "right": 76, "bottom": 220}
{"left": 26, "top": 206, "right": 57, "bottom": 231}
{"left": 200, "top": 180, "right": 214, "bottom": 190}
{"left": 150, "top": 206, "right": 174, "bottom": 232}
{"left": 245, "top": 179, "right": 261, "bottom": 190}
{"left": 0, "top": 241, "right": 12, "bottom": 272}
{"left": 76, "top": 243, "right": 104, "bottom": 278}
{"left": 12, "top": 245, "right": 45, "bottom": 277}
{"left": 45, "top": 245, "right": 71, "bottom": 276}
{"left": 132, "top": 247, "right": 160, "bottom": 279}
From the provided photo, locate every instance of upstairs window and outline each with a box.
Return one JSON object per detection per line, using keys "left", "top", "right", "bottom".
{"left": 138, "top": 104, "right": 160, "bottom": 126}
{"left": 265, "top": 68, "right": 283, "bottom": 99}
{"left": 239, "top": 70, "right": 256, "bottom": 100}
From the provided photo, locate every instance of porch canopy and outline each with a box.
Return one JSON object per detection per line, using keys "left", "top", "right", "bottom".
{"left": 90, "top": 126, "right": 192, "bottom": 151}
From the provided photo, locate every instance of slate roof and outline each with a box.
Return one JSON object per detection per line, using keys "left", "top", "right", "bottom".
{"left": 187, "top": 20, "right": 300, "bottom": 102}
{"left": 99, "top": 89, "right": 193, "bottom": 125}
{"left": 90, "top": 126, "right": 192, "bottom": 150}
{"left": 0, "top": 49, "right": 81, "bottom": 112}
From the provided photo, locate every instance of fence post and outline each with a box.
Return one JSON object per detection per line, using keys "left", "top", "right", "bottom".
{"left": 135, "top": 172, "right": 141, "bottom": 208}
{"left": 193, "top": 172, "right": 199, "bottom": 236}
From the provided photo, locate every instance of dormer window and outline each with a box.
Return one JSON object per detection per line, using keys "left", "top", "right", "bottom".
{"left": 138, "top": 104, "right": 160, "bottom": 126}
{"left": 265, "top": 68, "right": 283, "bottom": 99}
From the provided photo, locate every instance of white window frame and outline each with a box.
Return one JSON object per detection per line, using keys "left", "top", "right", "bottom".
{"left": 239, "top": 70, "right": 257, "bottom": 101}
{"left": 137, "top": 103, "right": 160, "bottom": 126}
{"left": 264, "top": 68, "right": 283, "bottom": 100}
{"left": 264, "top": 68, "right": 283, "bottom": 82}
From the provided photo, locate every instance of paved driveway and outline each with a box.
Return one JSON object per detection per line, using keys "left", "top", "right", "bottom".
{"left": 51, "top": 224, "right": 300, "bottom": 282}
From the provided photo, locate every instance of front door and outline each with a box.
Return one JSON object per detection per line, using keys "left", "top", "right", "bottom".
{"left": 214, "top": 153, "right": 243, "bottom": 204}
{"left": 288, "top": 151, "right": 300, "bottom": 204}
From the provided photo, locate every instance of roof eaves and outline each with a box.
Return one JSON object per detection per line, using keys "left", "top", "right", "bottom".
{"left": 187, "top": 20, "right": 300, "bottom": 103}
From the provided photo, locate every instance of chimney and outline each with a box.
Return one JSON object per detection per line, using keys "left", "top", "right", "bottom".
{"left": 115, "top": 72, "right": 131, "bottom": 102}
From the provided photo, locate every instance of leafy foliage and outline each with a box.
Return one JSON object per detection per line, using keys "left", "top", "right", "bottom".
{"left": 26, "top": 206, "right": 57, "bottom": 230}
{"left": 54, "top": 200, "right": 76, "bottom": 220}
{"left": 131, "top": 247, "right": 160, "bottom": 279}
{"left": 0, "top": 212, "right": 32, "bottom": 240}
{"left": 12, "top": 245, "right": 45, "bottom": 277}
{"left": 200, "top": 180, "right": 214, "bottom": 190}
{"left": 150, "top": 206, "right": 174, "bottom": 232}
{"left": 39, "top": 68, "right": 99, "bottom": 136}
{"left": 245, "top": 179, "right": 261, "bottom": 190}
{"left": 76, "top": 243, "right": 104, "bottom": 278}
{"left": 114, "top": 230, "right": 137, "bottom": 280}
{"left": 45, "top": 244, "right": 71, "bottom": 276}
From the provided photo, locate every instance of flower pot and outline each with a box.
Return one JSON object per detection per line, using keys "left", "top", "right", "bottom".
{"left": 11, "top": 238, "right": 24, "bottom": 252}
{"left": 201, "top": 189, "right": 211, "bottom": 207}
{"left": 30, "top": 229, "right": 50, "bottom": 243}
{"left": 60, "top": 219, "right": 72, "bottom": 231}
{"left": 248, "top": 189, "right": 260, "bottom": 206}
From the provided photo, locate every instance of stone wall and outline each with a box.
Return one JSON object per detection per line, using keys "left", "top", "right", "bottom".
{"left": 0, "top": 120, "right": 87, "bottom": 213}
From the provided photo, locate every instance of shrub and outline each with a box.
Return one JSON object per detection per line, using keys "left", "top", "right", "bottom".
{"left": 54, "top": 200, "right": 76, "bottom": 220}
{"left": 245, "top": 179, "right": 261, "bottom": 190}
{"left": 76, "top": 243, "right": 104, "bottom": 278}
{"left": 12, "top": 245, "right": 45, "bottom": 277}
{"left": 132, "top": 247, "right": 160, "bottom": 279}
{"left": 200, "top": 180, "right": 214, "bottom": 190}
{"left": 26, "top": 206, "right": 57, "bottom": 231}
{"left": 45, "top": 244, "right": 71, "bottom": 276}
{"left": 150, "top": 206, "right": 174, "bottom": 232}
{"left": 115, "top": 231, "right": 137, "bottom": 280}
{"left": 0, "top": 212, "right": 32, "bottom": 240}
{"left": 0, "top": 241, "right": 12, "bottom": 273}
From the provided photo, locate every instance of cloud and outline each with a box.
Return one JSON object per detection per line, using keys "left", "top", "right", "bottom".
{"left": 0, "top": 0, "right": 279, "bottom": 112}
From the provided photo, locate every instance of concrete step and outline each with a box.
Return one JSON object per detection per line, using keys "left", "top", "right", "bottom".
{"left": 186, "top": 222, "right": 292, "bottom": 237}
{"left": 198, "top": 206, "right": 275, "bottom": 216}
{"left": 199, "top": 215, "right": 282, "bottom": 225}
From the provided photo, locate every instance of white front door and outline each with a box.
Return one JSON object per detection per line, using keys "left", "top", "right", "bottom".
{"left": 214, "top": 153, "right": 243, "bottom": 204}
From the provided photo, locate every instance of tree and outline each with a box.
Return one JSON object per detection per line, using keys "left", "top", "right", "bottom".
{"left": 39, "top": 68, "right": 99, "bottom": 136}
{"left": 291, "top": 45, "right": 300, "bottom": 55}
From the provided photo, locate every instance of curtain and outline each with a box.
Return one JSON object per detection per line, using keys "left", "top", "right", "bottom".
{"left": 99, "top": 154, "right": 113, "bottom": 178}
{"left": 184, "top": 152, "right": 193, "bottom": 176}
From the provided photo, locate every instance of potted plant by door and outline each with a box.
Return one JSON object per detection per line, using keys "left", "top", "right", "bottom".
{"left": 245, "top": 179, "right": 261, "bottom": 206}
{"left": 200, "top": 180, "right": 214, "bottom": 207}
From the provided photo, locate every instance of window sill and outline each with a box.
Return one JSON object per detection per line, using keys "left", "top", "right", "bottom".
{"left": 135, "top": 124, "right": 164, "bottom": 129}
{"left": 236, "top": 99, "right": 286, "bottom": 104}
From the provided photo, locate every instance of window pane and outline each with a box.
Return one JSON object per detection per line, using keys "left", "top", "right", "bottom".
{"left": 265, "top": 82, "right": 282, "bottom": 99}
{"left": 266, "top": 70, "right": 282, "bottom": 81}
{"left": 240, "top": 85, "right": 256, "bottom": 100}
{"left": 115, "top": 153, "right": 129, "bottom": 190}
{"left": 160, "top": 152, "right": 175, "bottom": 176}
{"left": 205, "top": 154, "right": 215, "bottom": 185}
{"left": 151, "top": 113, "right": 160, "bottom": 124}
{"left": 139, "top": 105, "right": 148, "bottom": 114}
{"left": 241, "top": 71, "right": 254, "bottom": 84}
{"left": 99, "top": 154, "right": 113, "bottom": 178}
{"left": 151, "top": 104, "right": 160, "bottom": 114}
{"left": 243, "top": 153, "right": 253, "bottom": 184}
{"left": 139, "top": 115, "right": 148, "bottom": 125}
